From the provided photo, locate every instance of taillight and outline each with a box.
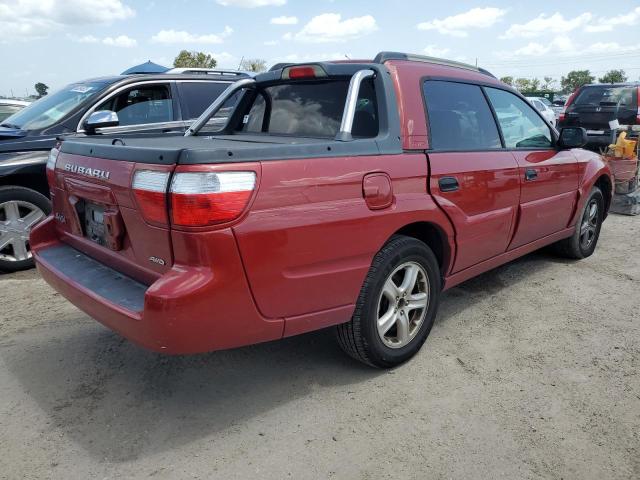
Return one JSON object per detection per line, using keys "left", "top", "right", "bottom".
{"left": 170, "top": 171, "right": 256, "bottom": 227}
{"left": 132, "top": 170, "right": 170, "bottom": 224}
{"left": 636, "top": 87, "right": 640, "bottom": 123}
{"left": 560, "top": 89, "right": 579, "bottom": 122}
{"left": 46, "top": 142, "right": 60, "bottom": 186}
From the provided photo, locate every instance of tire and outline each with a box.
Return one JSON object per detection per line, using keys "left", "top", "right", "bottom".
{"left": 336, "top": 235, "right": 441, "bottom": 368}
{"left": 0, "top": 186, "right": 51, "bottom": 272}
{"left": 553, "top": 186, "right": 604, "bottom": 260}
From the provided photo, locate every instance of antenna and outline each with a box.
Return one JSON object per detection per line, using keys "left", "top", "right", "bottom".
{"left": 237, "top": 56, "right": 244, "bottom": 70}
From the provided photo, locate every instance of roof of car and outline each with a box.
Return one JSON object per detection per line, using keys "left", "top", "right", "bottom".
{"left": 0, "top": 99, "right": 30, "bottom": 106}
{"left": 269, "top": 51, "right": 496, "bottom": 79}
{"left": 582, "top": 82, "right": 640, "bottom": 88}
{"left": 73, "top": 71, "right": 252, "bottom": 87}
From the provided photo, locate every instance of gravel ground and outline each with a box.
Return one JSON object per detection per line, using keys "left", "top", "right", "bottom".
{"left": 0, "top": 214, "right": 638, "bottom": 480}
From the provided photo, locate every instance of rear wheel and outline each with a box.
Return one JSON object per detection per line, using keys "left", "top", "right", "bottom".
{"left": 553, "top": 186, "right": 604, "bottom": 259}
{"left": 336, "top": 235, "right": 440, "bottom": 368}
{"left": 0, "top": 186, "right": 50, "bottom": 272}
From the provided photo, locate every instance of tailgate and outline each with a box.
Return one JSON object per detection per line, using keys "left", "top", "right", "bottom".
{"left": 49, "top": 140, "right": 179, "bottom": 283}
{"left": 566, "top": 105, "right": 637, "bottom": 130}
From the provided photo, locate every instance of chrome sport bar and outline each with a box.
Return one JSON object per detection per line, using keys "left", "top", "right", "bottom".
{"left": 335, "top": 69, "right": 375, "bottom": 142}
{"left": 185, "top": 77, "right": 256, "bottom": 136}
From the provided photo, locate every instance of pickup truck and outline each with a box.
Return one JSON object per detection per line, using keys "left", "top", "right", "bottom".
{"left": 31, "top": 52, "right": 613, "bottom": 368}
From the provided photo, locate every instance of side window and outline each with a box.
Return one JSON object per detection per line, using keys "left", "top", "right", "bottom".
{"left": 423, "top": 80, "right": 501, "bottom": 151}
{"left": 485, "top": 88, "right": 553, "bottom": 149}
{"left": 177, "top": 82, "right": 230, "bottom": 119}
{"left": 96, "top": 84, "right": 173, "bottom": 126}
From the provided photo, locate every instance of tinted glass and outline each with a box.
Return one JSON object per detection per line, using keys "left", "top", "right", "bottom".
{"left": 574, "top": 86, "right": 637, "bottom": 107}
{"left": 97, "top": 85, "right": 173, "bottom": 126}
{"left": 178, "top": 82, "right": 230, "bottom": 119}
{"left": 1, "top": 81, "right": 109, "bottom": 130}
{"left": 240, "top": 79, "right": 378, "bottom": 138}
{"left": 423, "top": 81, "right": 501, "bottom": 150}
{"left": 486, "top": 88, "right": 553, "bottom": 149}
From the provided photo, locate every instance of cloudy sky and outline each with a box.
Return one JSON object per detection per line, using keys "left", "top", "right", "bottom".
{"left": 1, "top": 0, "right": 639, "bottom": 96}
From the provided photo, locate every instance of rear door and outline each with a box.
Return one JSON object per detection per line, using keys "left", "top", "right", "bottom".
{"left": 423, "top": 80, "right": 520, "bottom": 273}
{"left": 485, "top": 87, "right": 580, "bottom": 249}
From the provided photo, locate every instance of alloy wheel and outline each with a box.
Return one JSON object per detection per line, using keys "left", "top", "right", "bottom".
{"left": 0, "top": 200, "right": 45, "bottom": 263}
{"left": 376, "top": 261, "right": 429, "bottom": 349}
{"left": 579, "top": 199, "right": 599, "bottom": 251}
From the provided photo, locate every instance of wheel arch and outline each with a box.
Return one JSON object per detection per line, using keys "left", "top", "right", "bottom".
{"left": 391, "top": 221, "right": 451, "bottom": 284}
{"left": 0, "top": 163, "right": 50, "bottom": 198}
{"left": 594, "top": 174, "right": 612, "bottom": 218}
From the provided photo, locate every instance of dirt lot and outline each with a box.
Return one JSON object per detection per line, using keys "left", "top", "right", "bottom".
{"left": 0, "top": 214, "right": 638, "bottom": 480}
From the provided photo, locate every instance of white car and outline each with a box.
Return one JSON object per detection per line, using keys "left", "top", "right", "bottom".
{"left": 0, "top": 99, "right": 29, "bottom": 122}
{"left": 526, "top": 96, "right": 556, "bottom": 128}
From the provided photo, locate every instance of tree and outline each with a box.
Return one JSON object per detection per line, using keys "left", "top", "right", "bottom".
{"left": 561, "top": 70, "right": 594, "bottom": 93}
{"left": 240, "top": 58, "right": 267, "bottom": 73}
{"left": 541, "top": 76, "right": 556, "bottom": 91}
{"left": 34, "top": 82, "right": 49, "bottom": 97}
{"left": 514, "top": 77, "right": 540, "bottom": 93}
{"left": 598, "top": 69, "right": 627, "bottom": 84}
{"left": 173, "top": 50, "right": 217, "bottom": 69}
{"left": 500, "top": 76, "right": 514, "bottom": 87}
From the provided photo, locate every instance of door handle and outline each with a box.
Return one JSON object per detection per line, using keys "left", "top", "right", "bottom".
{"left": 524, "top": 169, "right": 538, "bottom": 181}
{"left": 438, "top": 176, "right": 459, "bottom": 192}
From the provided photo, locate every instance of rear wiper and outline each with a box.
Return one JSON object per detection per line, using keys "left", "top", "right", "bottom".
{"left": 0, "top": 122, "right": 20, "bottom": 129}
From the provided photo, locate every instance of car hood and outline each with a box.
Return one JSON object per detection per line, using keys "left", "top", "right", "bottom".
{"left": 0, "top": 125, "right": 28, "bottom": 140}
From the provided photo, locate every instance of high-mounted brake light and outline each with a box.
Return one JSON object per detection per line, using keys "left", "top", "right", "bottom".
{"left": 281, "top": 64, "right": 327, "bottom": 80}
{"left": 170, "top": 171, "right": 256, "bottom": 227}
{"left": 132, "top": 170, "right": 170, "bottom": 224}
{"left": 46, "top": 142, "right": 61, "bottom": 186}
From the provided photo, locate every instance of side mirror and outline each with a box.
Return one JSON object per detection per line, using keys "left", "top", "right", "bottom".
{"left": 84, "top": 110, "right": 119, "bottom": 134}
{"left": 557, "top": 127, "right": 587, "bottom": 149}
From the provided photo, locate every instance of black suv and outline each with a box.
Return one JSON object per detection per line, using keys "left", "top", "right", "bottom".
{"left": 0, "top": 70, "right": 249, "bottom": 271}
{"left": 558, "top": 82, "right": 640, "bottom": 149}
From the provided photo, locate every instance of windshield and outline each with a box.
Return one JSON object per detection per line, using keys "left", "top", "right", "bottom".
{"left": 574, "top": 86, "right": 637, "bottom": 108}
{"left": 236, "top": 79, "right": 378, "bottom": 138}
{"left": 1, "top": 81, "right": 110, "bottom": 130}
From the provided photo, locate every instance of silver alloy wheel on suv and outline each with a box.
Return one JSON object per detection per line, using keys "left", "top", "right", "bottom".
{"left": 376, "top": 261, "right": 429, "bottom": 348}
{"left": 0, "top": 200, "right": 45, "bottom": 263}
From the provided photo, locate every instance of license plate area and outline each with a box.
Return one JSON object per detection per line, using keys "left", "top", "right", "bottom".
{"left": 84, "top": 202, "right": 107, "bottom": 246}
{"left": 76, "top": 200, "right": 125, "bottom": 250}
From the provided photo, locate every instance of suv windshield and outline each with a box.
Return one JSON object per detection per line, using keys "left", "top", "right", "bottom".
{"left": 237, "top": 79, "right": 378, "bottom": 138}
{"left": 574, "top": 85, "right": 637, "bottom": 107}
{"left": 1, "top": 80, "right": 110, "bottom": 130}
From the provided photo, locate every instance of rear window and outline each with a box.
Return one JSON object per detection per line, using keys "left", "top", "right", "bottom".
{"left": 238, "top": 79, "right": 378, "bottom": 138}
{"left": 574, "top": 86, "right": 637, "bottom": 107}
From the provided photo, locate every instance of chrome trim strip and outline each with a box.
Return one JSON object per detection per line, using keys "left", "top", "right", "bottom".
{"left": 94, "top": 120, "right": 189, "bottom": 135}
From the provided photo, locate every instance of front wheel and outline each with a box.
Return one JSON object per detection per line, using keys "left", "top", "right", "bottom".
{"left": 553, "top": 186, "right": 604, "bottom": 259}
{"left": 0, "top": 186, "right": 51, "bottom": 272}
{"left": 336, "top": 235, "right": 441, "bottom": 368}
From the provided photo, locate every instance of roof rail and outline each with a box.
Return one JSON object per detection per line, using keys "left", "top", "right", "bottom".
{"left": 165, "top": 68, "right": 252, "bottom": 76}
{"left": 373, "top": 51, "right": 496, "bottom": 78}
